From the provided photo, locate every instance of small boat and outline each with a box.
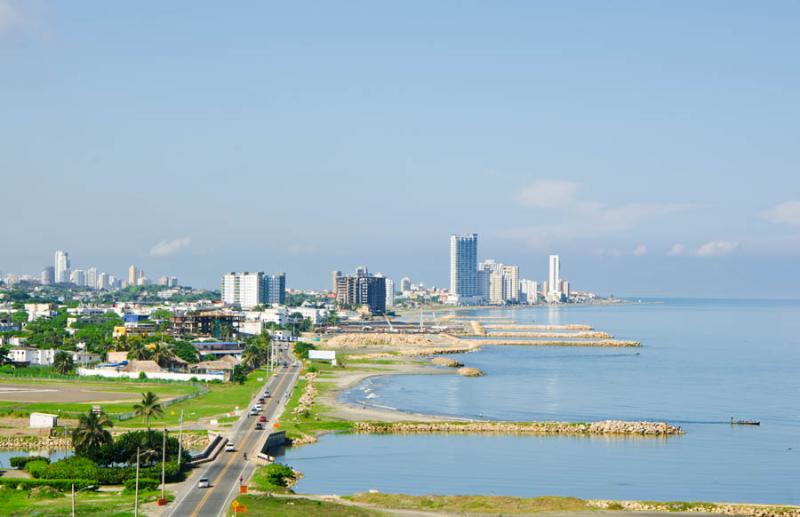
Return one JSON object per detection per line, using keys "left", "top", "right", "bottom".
{"left": 730, "top": 418, "right": 760, "bottom": 426}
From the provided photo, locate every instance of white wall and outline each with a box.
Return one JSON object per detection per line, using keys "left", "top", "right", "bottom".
{"left": 77, "top": 368, "right": 225, "bottom": 382}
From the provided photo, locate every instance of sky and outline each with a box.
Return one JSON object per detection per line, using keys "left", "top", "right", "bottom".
{"left": 2, "top": 1, "right": 800, "bottom": 297}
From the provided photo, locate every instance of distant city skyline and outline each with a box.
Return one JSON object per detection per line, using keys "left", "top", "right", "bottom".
{"left": 2, "top": 2, "right": 800, "bottom": 297}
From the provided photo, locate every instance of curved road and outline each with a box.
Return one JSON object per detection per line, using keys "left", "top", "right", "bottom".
{"left": 168, "top": 349, "right": 300, "bottom": 517}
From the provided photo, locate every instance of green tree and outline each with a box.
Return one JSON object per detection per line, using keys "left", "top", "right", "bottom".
{"left": 133, "top": 391, "right": 164, "bottom": 431}
{"left": 11, "top": 311, "right": 28, "bottom": 326}
{"left": 172, "top": 340, "right": 199, "bottom": 363}
{"left": 231, "top": 364, "right": 247, "bottom": 384}
{"left": 150, "top": 342, "right": 177, "bottom": 368}
{"left": 52, "top": 350, "right": 74, "bottom": 374}
{"left": 127, "top": 341, "right": 151, "bottom": 361}
{"left": 72, "top": 410, "right": 113, "bottom": 458}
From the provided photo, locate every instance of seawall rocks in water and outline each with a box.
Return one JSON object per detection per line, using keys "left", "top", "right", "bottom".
{"left": 431, "top": 357, "right": 463, "bottom": 368}
{"left": 590, "top": 500, "right": 800, "bottom": 517}
{"left": 353, "top": 420, "right": 683, "bottom": 436}
{"left": 457, "top": 367, "right": 484, "bottom": 377}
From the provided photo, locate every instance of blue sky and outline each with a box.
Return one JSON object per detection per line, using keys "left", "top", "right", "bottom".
{"left": 2, "top": 1, "right": 799, "bottom": 297}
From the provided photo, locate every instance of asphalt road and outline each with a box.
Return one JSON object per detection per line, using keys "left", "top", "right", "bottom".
{"left": 168, "top": 352, "right": 300, "bottom": 517}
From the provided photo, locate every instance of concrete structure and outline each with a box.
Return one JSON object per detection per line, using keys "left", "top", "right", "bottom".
{"left": 40, "top": 266, "right": 54, "bottom": 285}
{"left": 9, "top": 347, "right": 56, "bottom": 366}
{"left": 449, "top": 234, "right": 479, "bottom": 303}
{"left": 54, "top": 250, "right": 70, "bottom": 283}
{"left": 400, "top": 277, "right": 411, "bottom": 292}
{"left": 70, "top": 269, "right": 86, "bottom": 287}
{"left": 548, "top": 255, "right": 561, "bottom": 300}
{"left": 385, "top": 278, "right": 395, "bottom": 308}
{"left": 79, "top": 367, "right": 224, "bottom": 382}
{"left": 30, "top": 413, "right": 58, "bottom": 429}
{"left": 264, "top": 273, "right": 286, "bottom": 305}
{"left": 86, "top": 267, "right": 97, "bottom": 289}
{"left": 331, "top": 270, "right": 342, "bottom": 293}
{"left": 97, "top": 272, "right": 109, "bottom": 290}
{"left": 335, "top": 270, "right": 387, "bottom": 314}
{"left": 222, "top": 272, "right": 263, "bottom": 309}
{"left": 520, "top": 279, "right": 539, "bottom": 304}
{"left": 128, "top": 265, "right": 139, "bottom": 286}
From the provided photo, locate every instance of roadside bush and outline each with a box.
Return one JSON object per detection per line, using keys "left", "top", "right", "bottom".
{"left": 24, "top": 459, "right": 49, "bottom": 479}
{"left": 28, "top": 485, "right": 63, "bottom": 499}
{"left": 97, "top": 467, "right": 129, "bottom": 485}
{"left": 123, "top": 478, "right": 159, "bottom": 493}
{"left": 40, "top": 456, "right": 99, "bottom": 481}
{"left": 0, "top": 478, "right": 96, "bottom": 491}
{"left": 294, "top": 342, "right": 316, "bottom": 359}
{"left": 264, "top": 463, "right": 296, "bottom": 487}
{"left": 9, "top": 456, "right": 50, "bottom": 469}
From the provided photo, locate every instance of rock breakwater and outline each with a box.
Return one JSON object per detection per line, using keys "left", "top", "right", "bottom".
{"left": 457, "top": 367, "right": 484, "bottom": 377}
{"left": 352, "top": 420, "right": 682, "bottom": 436}
{"left": 431, "top": 357, "right": 463, "bottom": 368}
{"left": 590, "top": 500, "right": 799, "bottom": 517}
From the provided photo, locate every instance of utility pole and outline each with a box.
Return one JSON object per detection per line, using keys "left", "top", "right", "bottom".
{"left": 161, "top": 429, "right": 167, "bottom": 503}
{"left": 177, "top": 410, "right": 184, "bottom": 468}
{"left": 71, "top": 483, "right": 75, "bottom": 517}
{"left": 134, "top": 447, "right": 140, "bottom": 517}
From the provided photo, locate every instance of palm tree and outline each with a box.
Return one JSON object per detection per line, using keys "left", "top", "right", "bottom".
{"left": 150, "top": 342, "right": 176, "bottom": 368}
{"left": 71, "top": 410, "right": 113, "bottom": 455}
{"left": 127, "top": 342, "right": 151, "bottom": 361}
{"left": 133, "top": 391, "right": 164, "bottom": 431}
{"left": 53, "top": 350, "right": 74, "bottom": 374}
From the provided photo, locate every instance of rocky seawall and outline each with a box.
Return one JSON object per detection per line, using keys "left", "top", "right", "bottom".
{"left": 431, "top": 357, "right": 463, "bottom": 368}
{"left": 353, "top": 420, "right": 682, "bottom": 436}
{"left": 475, "top": 339, "right": 641, "bottom": 347}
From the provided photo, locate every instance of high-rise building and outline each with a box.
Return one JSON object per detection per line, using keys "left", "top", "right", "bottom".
{"left": 128, "top": 265, "right": 138, "bottom": 286}
{"left": 87, "top": 267, "right": 98, "bottom": 289}
{"left": 222, "top": 272, "right": 263, "bottom": 309}
{"left": 108, "top": 275, "right": 118, "bottom": 289}
{"left": 355, "top": 266, "right": 369, "bottom": 277}
{"left": 335, "top": 268, "right": 387, "bottom": 314}
{"left": 480, "top": 260, "right": 519, "bottom": 304}
{"left": 520, "top": 279, "right": 538, "bottom": 304}
{"left": 400, "top": 277, "right": 411, "bottom": 292}
{"left": 385, "top": 278, "right": 395, "bottom": 309}
{"left": 70, "top": 269, "right": 86, "bottom": 287}
{"left": 54, "top": 250, "right": 70, "bottom": 283}
{"left": 450, "top": 234, "right": 479, "bottom": 301}
{"left": 501, "top": 265, "right": 519, "bottom": 303}
{"left": 560, "top": 280, "right": 570, "bottom": 298}
{"left": 265, "top": 273, "right": 286, "bottom": 305}
{"left": 97, "top": 272, "right": 109, "bottom": 290}
{"left": 40, "top": 266, "right": 55, "bottom": 285}
{"left": 548, "top": 255, "right": 561, "bottom": 296}
{"left": 331, "top": 271, "right": 342, "bottom": 293}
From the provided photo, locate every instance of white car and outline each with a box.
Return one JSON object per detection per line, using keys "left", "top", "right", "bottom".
{"left": 249, "top": 407, "right": 259, "bottom": 416}
{"left": 254, "top": 404, "right": 262, "bottom": 411}
{"left": 225, "top": 442, "right": 235, "bottom": 452}
{"left": 197, "top": 477, "right": 210, "bottom": 489}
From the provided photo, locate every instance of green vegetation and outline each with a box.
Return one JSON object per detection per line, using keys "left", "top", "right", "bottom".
{"left": 0, "top": 486, "right": 170, "bottom": 516}
{"left": 9, "top": 456, "right": 50, "bottom": 469}
{"left": 52, "top": 351, "right": 74, "bottom": 375}
{"left": 229, "top": 495, "right": 380, "bottom": 516}
{"left": 293, "top": 341, "right": 316, "bottom": 359}
{"left": 278, "top": 374, "right": 353, "bottom": 440}
{"left": 71, "top": 411, "right": 113, "bottom": 457}
{"left": 345, "top": 493, "right": 594, "bottom": 514}
{"left": 250, "top": 463, "right": 297, "bottom": 492}
{"left": 132, "top": 391, "right": 164, "bottom": 430}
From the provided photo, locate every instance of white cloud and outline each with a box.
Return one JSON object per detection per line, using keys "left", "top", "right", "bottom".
{"left": 762, "top": 201, "right": 800, "bottom": 226}
{"left": 667, "top": 243, "right": 685, "bottom": 256}
{"left": 517, "top": 180, "right": 580, "bottom": 208}
{"left": 695, "top": 240, "right": 739, "bottom": 257}
{"left": 632, "top": 244, "right": 647, "bottom": 256}
{"left": 150, "top": 237, "right": 192, "bottom": 257}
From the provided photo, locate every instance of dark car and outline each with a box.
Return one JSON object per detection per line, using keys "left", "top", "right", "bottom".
{"left": 258, "top": 398, "right": 265, "bottom": 404}
{"left": 255, "top": 422, "right": 264, "bottom": 430}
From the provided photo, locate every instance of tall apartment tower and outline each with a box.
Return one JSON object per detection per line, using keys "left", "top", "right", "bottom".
{"left": 449, "top": 234, "right": 479, "bottom": 300}
{"left": 331, "top": 271, "right": 342, "bottom": 293}
{"left": 54, "top": 250, "right": 70, "bottom": 283}
{"left": 87, "top": 267, "right": 98, "bottom": 289}
{"left": 128, "top": 265, "right": 138, "bottom": 286}
{"left": 265, "top": 273, "right": 286, "bottom": 305}
{"left": 548, "top": 255, "right": 560, "bottom": 295}
{"left": 41, "top": 266, "right": 55, "bottom": 285}
{"left": 221, "top": 272, "right": 263, "bottom": 309}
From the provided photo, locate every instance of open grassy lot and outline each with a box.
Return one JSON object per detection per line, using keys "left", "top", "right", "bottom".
{"left": 0, "top": 377, "right": 198, "bottom": 420}
{"left": 0, "top": 487, "right": 171, "bottom": 517}
{"left": 115, "top": 367, "right": 271, "bottom": 428}
{"left": 228, "top": 495, "right": 380, "bottom": 516}
{"left": 345, "top": 493, "right": 594, "bottom": 514}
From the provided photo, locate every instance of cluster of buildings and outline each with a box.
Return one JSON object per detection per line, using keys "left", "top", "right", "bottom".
{"left": 448, "top": 233, "right": 571, "bottom": 305}
{"left": 332, "top": 267, "right": 392, "bottom": 315}
{"left": 11, "top": 250, "right": 180, "bottom": 291}
{"left": 221, "top": 271, "right": 286, "bottom": 309}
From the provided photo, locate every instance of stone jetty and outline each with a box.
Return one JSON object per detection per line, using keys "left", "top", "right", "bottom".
{"left": 484, "top": 324, "right": 594, "bottom": 330}
{"left": 353, "top": 420, "right": 683, "bottom": 436}
{"left": 485, "top": 331, "right": 612, "bottom": 338}
{"left": 475, "top": 339, "right": 640, "bottom": 347}
{"left": 431, "top": 357, "right": 463, "bottom": 368}
{"left": 457, "top": 367, "right": 484, "bottom": 377}
{"left": 590, "top": 500, "right": 800, "bottom": 517}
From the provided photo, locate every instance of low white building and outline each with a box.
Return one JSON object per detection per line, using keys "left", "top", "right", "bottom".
{"left": 10, "top": 347, "right": 56, "bottom": 366}
{"left": 30, "top": 412, "right": 58, "bottom": 429}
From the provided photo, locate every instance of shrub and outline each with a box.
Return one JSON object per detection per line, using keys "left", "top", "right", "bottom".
{"left": 28, "top": 485, "right": 63, "bottom": 499}
{"left": 97, "top": 467, "right": 129, "bottom": 485}
{"left": 294, "top": 342, "right": 316, "bottom": 359}
{"left": 0, "top": 478, "right": 96, "bottom": 491}
{"left": 139, "top": 371, "right": 147, "bottom": 380}
{"left": 40, "top": 456, "right": 98, "bottom": 481}
{"left": 123, "top": 478, "right": 159, "bottom": 493}
{"left": 9, "top": 456, "right": 50, "bottom": 469}
{"left": 264, "top": 463, "right": 295, "bottom": 487}
{"left": 24, "top": 460, "right": 49, "bottom": 479}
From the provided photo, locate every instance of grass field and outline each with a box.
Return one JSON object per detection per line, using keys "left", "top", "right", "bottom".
{"left": 228, "top": 495, "right": 379, "bottom": 516}
{"left": 0, "top": 368, "right": 271, "bottom": 429}
{"left": 0, "top": 487, "right": 171, "bottom": 517}
{"left": 345, "top": 493, "right": 594, "bottom": 514}
{"left": 278, "top": 367, "right": 353, "bottom": 440}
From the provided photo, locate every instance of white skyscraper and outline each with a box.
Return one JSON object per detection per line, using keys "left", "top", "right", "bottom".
{"left": 385, "top": 278, "right": 395, "bottom": 308}
{"left": 548, "top": 255, "right": 560, "bottom": 296}
{"left": 400, "top": 277, "right": 411, "bottom": 292}
{"left": 70, "top": 269, "right": 86, "bottom": 286}
{"left": 54, "top": 250, "right": 70, "bottom": 283}
{"left": 87, "top": 267, "right": 98, "bottom": 289}
{"left": 450, "top": 234, "right": 479, "bottom": 302}
{"left": 222, "top": 272, "right": 264, "bottom": 309}
{"left": 97, "top": 272, "right": 109, "bottom": 290}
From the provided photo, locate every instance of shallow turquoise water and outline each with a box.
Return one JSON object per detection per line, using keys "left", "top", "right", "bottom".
{"left": 278, "top": 299, "right": 800, "bottom": 504}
